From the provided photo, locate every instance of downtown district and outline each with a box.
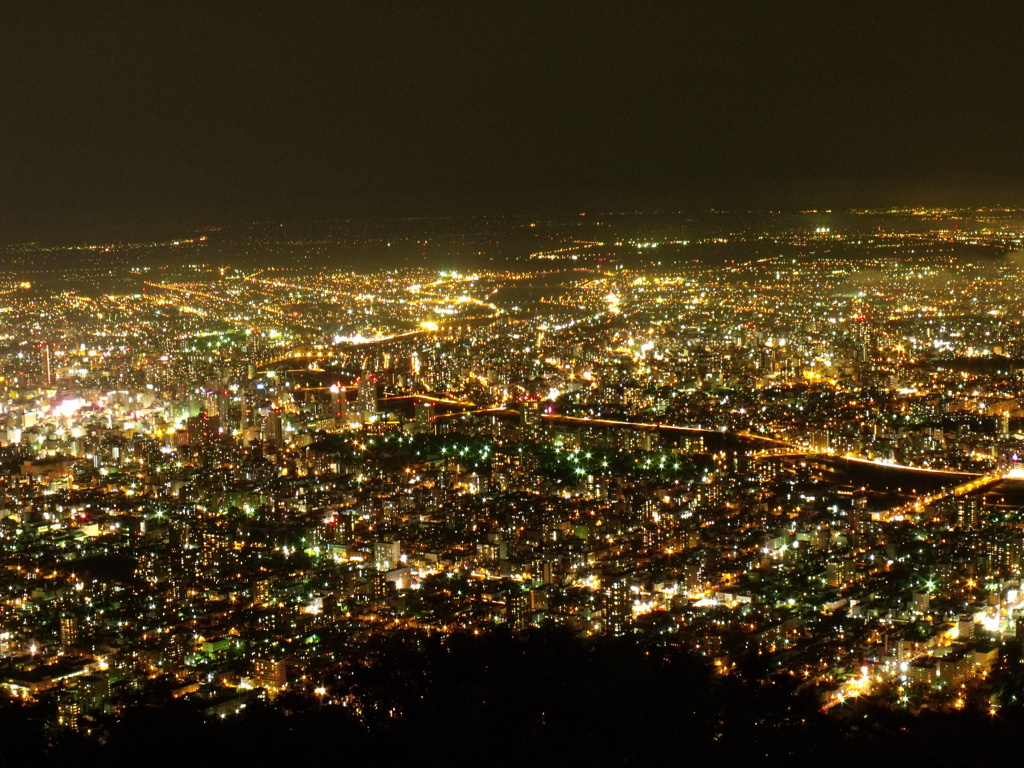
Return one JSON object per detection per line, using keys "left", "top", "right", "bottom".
{"left": 1, "top": 207, "right": 1024, "bottom": 742}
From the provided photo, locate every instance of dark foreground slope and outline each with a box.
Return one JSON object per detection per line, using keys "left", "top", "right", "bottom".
{"left": 6, "top": 628, "right": 1024, "bottom": 767}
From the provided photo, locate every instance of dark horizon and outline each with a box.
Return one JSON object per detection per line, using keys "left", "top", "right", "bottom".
{"left": 9, "top": 178, "right": 1024, "bottom": 249}
{"left": 4, "top": 2, "right": 1024, "bottom": 244}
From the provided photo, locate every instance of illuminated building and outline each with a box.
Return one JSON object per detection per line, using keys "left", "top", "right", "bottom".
{"left": 253, "top": 658, "right": 288, "bottom": 691}
{"left": 602, "top": 574, "right": 633, "bottom": 636}
{"left": 59, "top": 614, "right": 79, "bottom": 653}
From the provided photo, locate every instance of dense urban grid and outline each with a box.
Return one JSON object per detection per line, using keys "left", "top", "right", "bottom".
{"left": 3, "top": 208, "right": 1024, "bottom": 760}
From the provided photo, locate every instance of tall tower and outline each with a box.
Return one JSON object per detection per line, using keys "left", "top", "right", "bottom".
{"left": 330, "top": 384, "right": 348, "bottom": 421}
{"left": 60, "top": 613, "right": 79, "bottom": 653}
{"left": 507, "top": 585, "right": 531, "bottom": 630}
{"left": 357, "top": 375, "right": 378, "bottom": 424}
{"left": 264, "top": 410, "right": 284, "bottom": 450}
{"left": 247, "top": 329, "right": 268, "bottom": 374}
{"left": 602, "top": 574, "right": 633, "bottom": 636}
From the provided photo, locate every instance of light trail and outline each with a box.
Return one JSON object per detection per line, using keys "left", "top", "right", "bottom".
{"left": 875, "top": 472, "right": 1006, "bottom": 522}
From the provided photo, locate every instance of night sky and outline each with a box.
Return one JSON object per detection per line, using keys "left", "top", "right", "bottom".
{"left": 3, "top": 2, "right": 1024, "bottom": 240}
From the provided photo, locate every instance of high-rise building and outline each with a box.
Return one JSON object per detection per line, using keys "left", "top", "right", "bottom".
{"left": 357, "top": 375, "right": 378, "bottom": 424}
{"left": 330, "top": 384, "right": 348, "bottom": 420}
{"left": 42, "top": 343, "right": 53, "bottom": 386}
{"left": 247, "top": 330, "right": 269, "bottom": 367}
{"left": 956, "top": 497, "right": 981, "bottom": 530}
{"left": 506, "top": 586, "right": 531, "bottom": 630}
{"left": 183, "top": 412, "right": 221, "bottom": 448}
{"left": 264, "top": 410, "right": 284, "bottom": 450}
{"left": 253, "top": 658, "right": 288, "bottom": 691}
{"left": 374, "top": 540, "right": 400, "bottom": 572}
{"left": 59, "top": 613, "right": 78, "bottom": 652}
{"left": 602, "top": 575, "right": 633, "bottom": 636}
{"left": 414, "top": 400, "right": 435, "bottom": 431}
